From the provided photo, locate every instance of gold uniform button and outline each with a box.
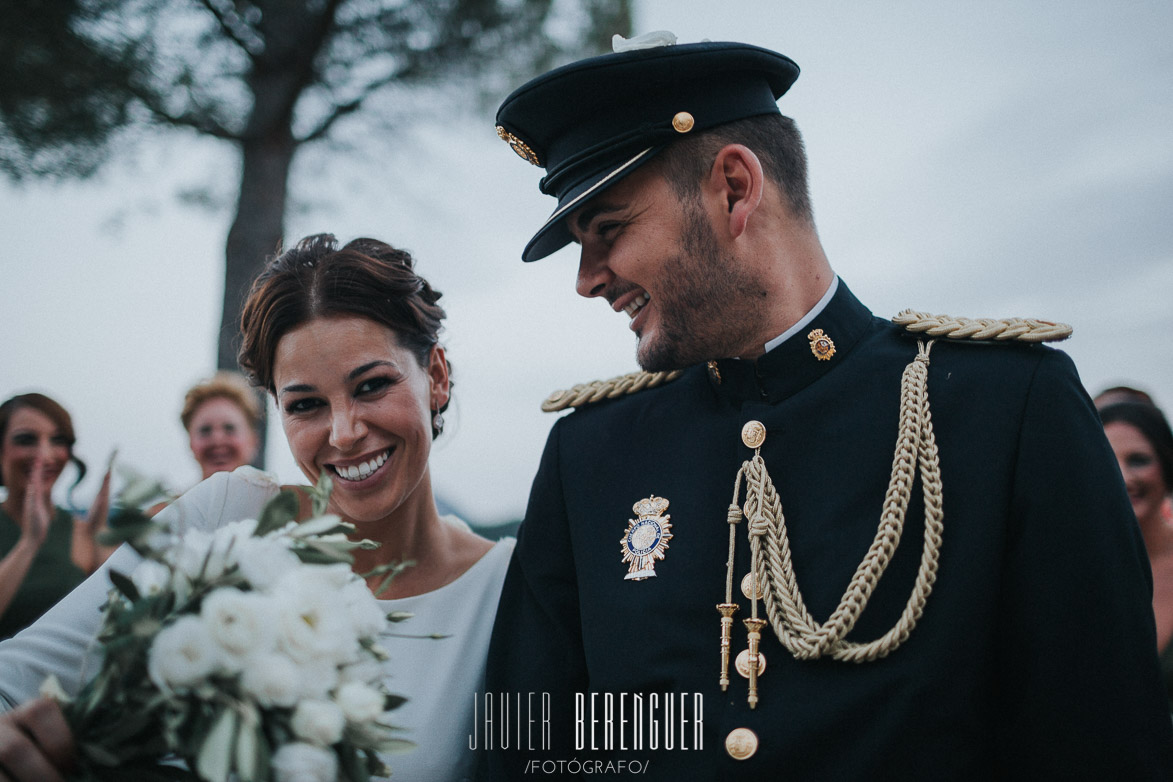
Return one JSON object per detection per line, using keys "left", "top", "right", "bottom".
{"left": 672, "top": 111, "right": 695, "bottom": 133}
{"left": 735, "top": 648, "right": 766, "bottom": 678}
{"left": 740, "top": 572, "right": 763, "bottom": 599}
{"left": 725, "top": 727, "right": 759, "bottom": 760}
{"left": 741, "top": 420, "right": 766, "bottom": 449}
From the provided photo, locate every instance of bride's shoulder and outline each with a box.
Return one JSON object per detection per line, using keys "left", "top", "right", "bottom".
{"left": 159, "top": 467, "right": 286, "bottom": 534}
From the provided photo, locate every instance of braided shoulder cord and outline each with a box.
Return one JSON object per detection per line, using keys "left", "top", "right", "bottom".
{"left": 892, "top": 310, "right": 1071, "bottom": 343}
{"left": 541, "top": 369, "right": 685, "bottom": 412}
{"left": 731, "top": 340, "right": 944, "bottom": 667}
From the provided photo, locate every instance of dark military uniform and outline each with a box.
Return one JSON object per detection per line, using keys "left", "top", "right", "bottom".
{"left": 484, "top": 35, "right": 1173, "bottom": 779}
{"left": 485, "top": 282, "right": 1173, "bottom": 779}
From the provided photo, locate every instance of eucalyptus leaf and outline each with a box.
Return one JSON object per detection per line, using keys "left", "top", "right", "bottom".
{"left": 99, "top": 512, "right": 159, "bottom": 546}
{"left": 116, "top": 468, "right": 173, "bottom": 511}
{"left": 309, "top": 471, "right": 333, "bottom": 516}
{"left": 338, "top": 744, "right": 372, "bottom": 782}
{"left": 365, "top": 751, "right": 393, "bottom": 778}
{"left": 255, "top": 488, "right": 300, "bottom": 535}
{"left": 107, "top": 569, "right": 141, "bottom": 602}
{"left": 301, "top": 538, "right": 355, "bottom": 562}
{"left": 233, "top": 706, "right": 264, "bottom": 782}
{"left": 372, "top": 560, "right": 414, "bottom": 598}
{"left": 288, "top": 514, "right": 349, "bottom": 538}
{"left": 195, "top": 708, "right": 237, "bottom": 782}
{"left": 370, "top": 736, "right": 416, "bottom": 754}
{"left": 291, "top": 548, "right": 351, "bottom": 565}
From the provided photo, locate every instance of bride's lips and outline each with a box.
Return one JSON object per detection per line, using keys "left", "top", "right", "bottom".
{"left": 327, "top": 448, "right": 393, "bottom": 487}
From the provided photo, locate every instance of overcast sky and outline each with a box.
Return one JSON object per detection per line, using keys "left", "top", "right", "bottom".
{"left": 2, "top": 1, "right": 1170, "bottom": 524}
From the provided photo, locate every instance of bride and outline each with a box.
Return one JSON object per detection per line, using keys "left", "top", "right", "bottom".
{"left": 0, "top": 234, "right": 512, "bottom": 781}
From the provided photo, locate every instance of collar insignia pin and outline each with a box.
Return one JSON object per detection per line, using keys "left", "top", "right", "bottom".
{"left": 621, "top": 495, "right": 673, "bottom": 581}
{"left": 808, "top": 328, "right": 836, "bottom": 361}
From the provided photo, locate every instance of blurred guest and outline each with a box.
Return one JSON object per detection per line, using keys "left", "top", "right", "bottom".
{"left": 1094, "top": 384, "right": 1155, "bottom": 410}
{"left": 1100, "top": 400, "right": 1173, "bottom": 707}
{"left": 180, "top": 372, "right": 261, "bottom": 479}
{"left": 0, "top": 394, "right": 112, "bottom": 640}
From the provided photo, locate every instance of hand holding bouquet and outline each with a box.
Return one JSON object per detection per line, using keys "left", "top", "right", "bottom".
{"left": 47, "top": 473, "right": 410, "bottom": 782}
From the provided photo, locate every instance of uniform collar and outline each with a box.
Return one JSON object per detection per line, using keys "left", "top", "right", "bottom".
{"left": 762, "top": 275, "right": 839, "bottom": 354}
{"left": 708, "top": 279, "right": 875, "bottom": 404}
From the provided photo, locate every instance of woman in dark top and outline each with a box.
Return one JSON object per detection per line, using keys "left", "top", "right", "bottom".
{"left": 1101, "top": 399, "right": 1173, "bottom": 709}
{"left": 0, "top": 393, "right": 112, "bottom": 639}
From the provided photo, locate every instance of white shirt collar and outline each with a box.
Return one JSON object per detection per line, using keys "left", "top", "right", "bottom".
{"left": 763, "top": 275, "right": 840, "bottom": 354}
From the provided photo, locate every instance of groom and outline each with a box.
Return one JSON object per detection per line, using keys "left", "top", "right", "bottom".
{"left": 483, "top": 33, "right": 1173, "bottom": 779}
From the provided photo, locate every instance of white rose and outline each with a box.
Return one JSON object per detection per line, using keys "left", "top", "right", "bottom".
{"left": 273, "top": 569, "right": 357, "bottom": 665}
{"left": 170, "top": 519, "right": 257, "bottom": 582}
{"left": 295, "top": 657, "right": 340, "bottom": 701}
{"left": 209, "top": 517, "right": 259, "bottom": 571}
{"left": 236, "top": 537, "right": 300, "bottom": 592}
{"left": 130, "top": 559, "right": 172, "bottom": 596}
{"left": 341, "top": 580, "right": 386, "bottom": 638}
{"left": 200, "top": 588, "right": 276, "bottom": 667}
{"left": 338, "top": 658, "right": 384, "bottom": 686}
{"left": 239, "top": 652, "right": 301, "bottom": 708}
{"left": 291, "top": 700, "right": 346, "bottom": 746}
{"left": 169, "top": 529, "right": 214, "bottom": 581}
{"left": 148, "top": 615, "right": 221, "bottom": 690}
{"left": 271, "top": 742, "right": 338, "bottom": 782}
{"left": 335, "top": 680, "right": 386, "bottom": 724}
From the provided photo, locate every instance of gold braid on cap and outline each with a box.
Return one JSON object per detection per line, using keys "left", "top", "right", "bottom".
{"left": 541, "top": 369, "right": 684, "bottom": 412}
{"left": 893, "top": 310, "right": 1072, "bottom": 342}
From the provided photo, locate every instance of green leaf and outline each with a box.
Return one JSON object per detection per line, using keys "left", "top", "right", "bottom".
{"left": 107, "top": 569, "right": 141, "bottom": 602}
{"left": 255, "top": 488, "right": 300, "bottom": 535}
{"left": 363, "top": 560, "right": 414, "bottom": 598}
{"left": 288, "top": 514, "right": 350, "bottom": 538}
{"left": 309, "top": 472, "right": 334, "bottom": 516}
{"left": 100, "top": 511, "right": 161, "bottom": 546}
{"left": 195, "top": 707, "right": 237, "bottom": 782}
{"left": 233, "top": 704, "right": 267, "bottom": 782}
{"left": 292, "top": 548, "right": 352, "bottom": 565}
{"left": 338, "top": 744, "right": 372, "bottom": 782}
{"left": 116, "top": 474, "right": 172, "bottom": 509}
{"left": 370, "top": 736, "right": 415, "bottom": 755}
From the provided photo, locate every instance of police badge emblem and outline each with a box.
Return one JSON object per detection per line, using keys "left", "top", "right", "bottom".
{"left": 807, "top": 328, "right": 836, "bottom": 360}
{"left": 620, "top": 495, "right": 673, "bottom": 580}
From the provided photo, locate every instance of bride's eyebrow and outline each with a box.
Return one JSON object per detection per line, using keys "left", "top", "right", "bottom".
{"left": 279, "top": 360, "right": 397, "bottom": 395}
{"left": 347, "top": 360, "right": 394, "bottom": 380}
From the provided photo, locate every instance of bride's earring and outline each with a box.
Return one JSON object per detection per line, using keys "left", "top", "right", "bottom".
{"left": 432, "top": 410, "right": 445, "bottom": 437}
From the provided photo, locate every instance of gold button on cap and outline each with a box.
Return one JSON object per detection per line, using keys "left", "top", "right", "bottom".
{"left": 672, "top": 111, "right": 695, "bottom": 133}
{"left": 735, "top": 648, "right": 766, "bottom": 678}
{"left": 725, "top": 727, "right": 759, "bottom": 760}
{"left": 741, "top": 420, "right": 766, "bottom": 449}
{"left": 740, "top": 572, "right": 763, "bottom": 600}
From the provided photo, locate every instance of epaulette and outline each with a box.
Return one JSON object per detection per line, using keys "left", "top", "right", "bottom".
{"left": 541, "top": 369, "right": 684, "bottom": 412}
{"left": 892, "top": 310, "right": 1072, "bottom": 343}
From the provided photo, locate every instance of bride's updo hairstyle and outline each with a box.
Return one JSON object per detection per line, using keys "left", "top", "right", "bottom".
{"left": 238, "top": 233, "right": 451, "bottom": 428}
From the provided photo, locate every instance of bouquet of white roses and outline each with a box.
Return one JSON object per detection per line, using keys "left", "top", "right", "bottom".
{"left": 48, "top": 473, "right": 412, "bottom": 782}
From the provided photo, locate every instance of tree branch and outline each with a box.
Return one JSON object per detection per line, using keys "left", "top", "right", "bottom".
{"left": 194, "top": 0, "right": 262, "bottom": 58}
{"left": 128, "top": 80, "right": 241, "bottom": 141}
{"left": 298, "top": 68, "right": 404, "bottom": 143}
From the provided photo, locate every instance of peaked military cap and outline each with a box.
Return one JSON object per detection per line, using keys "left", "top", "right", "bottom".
{"left": 496, "top": 39, "right": 801, "bottom": 261}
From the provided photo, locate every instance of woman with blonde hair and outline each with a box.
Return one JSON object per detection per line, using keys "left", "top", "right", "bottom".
{"left": 180, "top": 371, "right": 262, "bottom": 479}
